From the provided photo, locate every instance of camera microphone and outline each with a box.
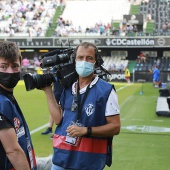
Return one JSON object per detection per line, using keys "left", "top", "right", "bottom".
{"left": 41, "top": 53, "right": 71, "bottom": 68}
{"left": 41, "top": 48, "right": 73, "bottom": 58}
{"left": 41, "top": 55, "right": 58, "bottom": 68}
{"left": 41, "top": 49, "right": 60, "bottom": 58}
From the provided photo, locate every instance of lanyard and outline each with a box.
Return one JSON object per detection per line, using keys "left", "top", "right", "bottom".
{"left": 76, "top": 81, "right": 91, "bottom": 121}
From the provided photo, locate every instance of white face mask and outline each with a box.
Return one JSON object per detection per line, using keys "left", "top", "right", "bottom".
{"left": 76, "top": 61, "right": 95, "bottom": 77}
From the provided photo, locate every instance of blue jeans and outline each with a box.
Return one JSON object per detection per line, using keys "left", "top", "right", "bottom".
{"left": 51, "top": 164, "right": 74, "bottom": 170}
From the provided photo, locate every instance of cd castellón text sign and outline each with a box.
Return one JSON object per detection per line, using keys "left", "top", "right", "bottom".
{"left": 5, "top": 37, "right": 170, "bottom": 48}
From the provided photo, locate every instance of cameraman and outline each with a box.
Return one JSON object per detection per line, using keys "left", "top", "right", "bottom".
{"left": 42, "top": 42, "right": 120, "bottom": 170}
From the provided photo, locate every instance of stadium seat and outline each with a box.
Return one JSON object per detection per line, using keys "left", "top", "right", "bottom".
{"left": 62, "top": 0, "right": 131, "bottom": 31}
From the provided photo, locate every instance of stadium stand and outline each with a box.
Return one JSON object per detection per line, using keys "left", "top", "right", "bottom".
{"left": 1, "top": 0, "right": 170, "bottom": 37}
{"left": 139, "top": 0, "right": 170, "bottom": 36}
{"left": 0, "top": 0, "right": 132, "bottom": 37}
{"left": 134, "top": 56, "right": 170, "bottom": 72}
{"left": 0, "top": 0, "right": 57, "bottom": 37}
{"left": 54, "top": 0, "right": 170, "bottom": 37}
{"left": 61, "top": 0, "right": 131, "bottom": 36}
{"left": 102, "top": 53, "right": 129, "bottom": 73}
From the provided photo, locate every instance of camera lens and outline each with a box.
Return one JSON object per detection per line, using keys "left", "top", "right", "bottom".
{"left": 23, "top": 73, "right": 55, "bottom": 91}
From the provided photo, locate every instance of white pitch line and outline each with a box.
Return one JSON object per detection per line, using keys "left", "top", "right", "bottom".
{"left": 120, "top": 95, "right": 133, "bottom": 107}
{"left": 30, "top": 123, "right": 49, "bottom": 135}
{"left": 152, "top": 120, "right": 164, "bottom": 122}
{"left": 132, "top": 118, "right": 144, "bottom": 121}
{"left": 116, "top": 83, "right": 132, "bottom": 92}
{"left": 121, "top": 119, "right": 164, "bottom": 122}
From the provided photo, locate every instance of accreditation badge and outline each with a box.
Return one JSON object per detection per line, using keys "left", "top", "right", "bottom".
{"left": 65, "top": 121, "right": 83, "bottom": 146}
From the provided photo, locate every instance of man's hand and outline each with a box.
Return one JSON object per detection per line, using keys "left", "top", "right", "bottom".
{"left": 66, "top": 125, "right": 87, "bottom": 137}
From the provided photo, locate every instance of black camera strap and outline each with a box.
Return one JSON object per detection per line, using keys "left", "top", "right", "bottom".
{"left": 77, "top": 81, "right": 91, "bottom": 121}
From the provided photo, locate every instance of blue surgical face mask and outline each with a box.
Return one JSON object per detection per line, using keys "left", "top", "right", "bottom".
{"left": 76, "top": 61, "right": 95, "bottom": 77}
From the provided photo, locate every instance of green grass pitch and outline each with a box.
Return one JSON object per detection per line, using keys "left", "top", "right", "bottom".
{"left": 14, "top": 81, "right": 170, "bottom": 170}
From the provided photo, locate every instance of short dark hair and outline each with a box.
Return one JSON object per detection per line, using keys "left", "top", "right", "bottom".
{"left": 0, "top": 41, "right": 22, "bottom": 63}
{"left": 74, "top": 42, "right": 99, "bottom": 65}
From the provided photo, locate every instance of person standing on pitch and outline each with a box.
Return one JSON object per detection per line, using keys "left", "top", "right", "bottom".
{"left": 149, "top": 65, "right": 160, "bottom": 88}
{"left": 124, "top": 67, "right": 131, "bottom": 83}
{"left": 42, "top": 42, "right": 120, "bottom": 170}
{"left": 0, "top": 41, "right": 37, "bottom": 170}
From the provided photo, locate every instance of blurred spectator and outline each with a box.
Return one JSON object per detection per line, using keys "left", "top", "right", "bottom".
{"left": 124, "top": 67, "right": 131, "bottom": 83}
{"left": 146, "top": 13, "right": 152, "bottom": 21}
{"left": 36, "top": 67, "right": 43, "bottom": 74}
{"left": 38, "top": 1, "right": 45, "bottom": 16}
{"left": 126, "top": 24, "right": 133, "bottom": 36}
{"left": 77, "top": 25, "right": 82, "bottom": 33}
{"left": 34, "top": 55, "right": 41, "bottom": 67}
{"left": 122, "top": 18, "right": 127, "bottom": 31}
{"left": 106, "top": 23, "right": 111, "bottom": 30}
{"left": 145, "top": 53, "right": 150, "bottom": 61}
{"left": 133, "top": 25, "right": 138, "bottom": 35}
{"left": 133, "top": 0, "right": 137, "bottom": 4}
{"left": 138, "top": 51, "right": 146, "bottom": 63}
{"left": 22, "top": 57, "right": 30, "bottom": 71}
{"left": 60, "top": 0, "right": 63, "bottom": 11}
{"left": 27, "top": 27, "right": 34, "bottom": 37}
{"left": 142, "top": 0, "right": 150, "bottom": 4}
{"left": 156, "top": 57, "right": 161, "bottom": 67}
{"left": 111, "top": 26, "right": 116, "bottom": 35}
{"left": 9, "top": 28, "right": 15, "bottom": 37}
{"left": 118, "top": 63, "right": 124, "bottom": 73}
{"left": 162, "top": 23, "right": 167, "bottom": 32}
{"left": 52, "top": 0, "right": 58, "bottom": 8}
{"left": 108, "top": 63, "right": 116, "bottom": 73}
{"left": 22, "top": 57, "right": 30, "bottom": 67}
{"left": 49, "top": 18, "right": 52, "bottom": 28}
{"left": 37, "top": 27, "right": 42, "bottom": 37}
{"left": 99, "top": 24, "right": 105, "bottom": 35}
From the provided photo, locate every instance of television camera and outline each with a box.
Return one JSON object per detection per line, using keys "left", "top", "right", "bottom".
{"left": 23, "top": 47, "right": 110, "bottom": 91}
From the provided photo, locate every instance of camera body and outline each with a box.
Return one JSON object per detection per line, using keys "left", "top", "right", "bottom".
{"left": 23, "top": 47, "right": 77, "bottom": 91}
{"left": 40, "top": 48, "right": 74, "bottom": 68}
